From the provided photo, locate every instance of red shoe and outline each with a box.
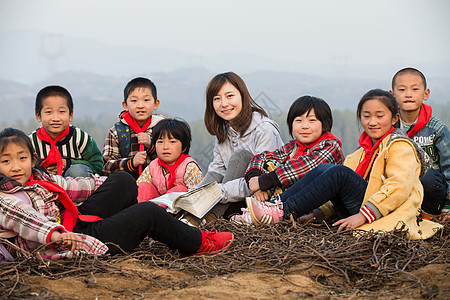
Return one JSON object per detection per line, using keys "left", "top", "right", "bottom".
{"left": 194, "top": 229, "right": 234, "bottom": 255}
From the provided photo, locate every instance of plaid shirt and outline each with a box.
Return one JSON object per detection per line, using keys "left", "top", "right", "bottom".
{"left": 0, "top": 170, "right": 107, "bottom": 259}
{"left": 102, "top": 112, "right": 166, "bottom": 179}
{"left": 245, "top": 138, "right": 344, "bottom": 188}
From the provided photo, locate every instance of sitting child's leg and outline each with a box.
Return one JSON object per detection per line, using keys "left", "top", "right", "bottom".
{"left": 278, "top": 163, "right": 334, "bottom": 201}
{"left": 76, "top": 171, "right": 138, "bottom": 220}
{"left": 420, "top": 168, "right": 448, "bottom": 215}
{"left": 247, "top": 165, "right": 368, "bottom": 224}
{"left": 64, "top": 164, "right": 93, "bottom": 177}
{"left": 283, "top": 165, "right": 367, "bottom": 218}
{"left": 76, "top": 201, "right": 233, "bottom": 255}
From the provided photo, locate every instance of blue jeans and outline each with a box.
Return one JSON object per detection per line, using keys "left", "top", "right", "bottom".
{"left": 64, "top": 164, "right": 93, "bottom": 177}
{"left": 280, "top": 164, "right": 368, "bottom": 219}
{"left": 420, "top": 168, "right": 448, "bottom": 214}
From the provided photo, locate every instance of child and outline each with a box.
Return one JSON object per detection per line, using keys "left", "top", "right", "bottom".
{"left": 198, "top": 72, "right": 284, "bottom": 222}
{"left": 390, "top": 67, "right": 450, "bottom": 221}
{"left": 245, "top": 89, "right": 442, "bottom": 240}
{"left": 0, "top": 128, "right": 234, "bottom": 260}
{"left": 30, "top": 86, "right": 103, "bottom": 177}
{"left": 102, "top": 77, "right": 165, "bottom": 179}
{"left": 232, "top": 96, "right": 345, "bottom": 223}
{"left": 136, "top": 118, "right": 203, "bottom": 202}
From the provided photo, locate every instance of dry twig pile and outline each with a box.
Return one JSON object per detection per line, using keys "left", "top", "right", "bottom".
{"left": 1, "top": 220, "right": 448, "bottom": 299}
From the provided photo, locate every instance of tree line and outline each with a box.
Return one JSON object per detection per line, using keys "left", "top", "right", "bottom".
{"left": 4, "top": 100, "right": 448, "bottom": 172}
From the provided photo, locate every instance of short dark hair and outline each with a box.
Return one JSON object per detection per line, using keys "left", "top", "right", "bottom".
{"left": 286, "top": 96, "right": 333, "bottom": 138}
{"left": 204, "top": 72, "right": 267, "bottom": 143}
{"left": 35, "top": 85, "right": 73, "bottom": 117}
{"left": 151, "top": 118, "right": 192, "bottom": 154}
{"left": 0, "top": 127, "right": 37, "bottom": 161}
{"left": 391, "top": 67, "right": 427, "bottom": 89}
{"left": 357, "top": 89, "right": 399, "bottom": 125}
{"left": 124, "top": 77, "right": 157, "bottom": 103}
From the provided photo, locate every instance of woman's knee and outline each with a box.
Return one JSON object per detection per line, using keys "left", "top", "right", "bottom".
{"left": 223, "top": 150, "right": 253, "bottom": 182}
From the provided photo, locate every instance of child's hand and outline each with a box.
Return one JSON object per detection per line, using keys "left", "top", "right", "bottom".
{"left": 298, "top": 213, "right": 316, "bottom": 224}
{"left": 46, "top": 164, "right": 58, "bottom": 175}
{"left": 438, "top": 212, "right": 450, "bottom": 222}
{"left": 133, "top": 151, "right": 147, "bottom": 167}
{"left": 253, "top": 190, "right": 269, "bottom": 202}
{"left": 50, "top": 231, "right": 83, "bottom": 253}
{"left": 137, "top": 132, "right": 151, "bottom": 148}
{"left": 333, "top": 212, "right": 367, "bottom": 232}
{"left": 46, "top": 160, "right": 67, "bottom": 175}
{"left": 248, "top": 177, "right": 261, "bottom": 194}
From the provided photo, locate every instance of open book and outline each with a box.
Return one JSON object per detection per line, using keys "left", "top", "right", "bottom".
{"left": 149, "top": 182, "right": 223, "bottom": 218}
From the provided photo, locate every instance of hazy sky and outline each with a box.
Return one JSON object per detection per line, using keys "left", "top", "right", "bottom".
{"left": 1, "top": 0, "right": 449, "bottom": 68}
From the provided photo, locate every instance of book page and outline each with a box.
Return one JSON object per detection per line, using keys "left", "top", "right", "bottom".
{"left": 149, "top": 192, "right": 186, "bottom": 213}
{"left": 174, "top": 182, "right": 222, "bottom": 218}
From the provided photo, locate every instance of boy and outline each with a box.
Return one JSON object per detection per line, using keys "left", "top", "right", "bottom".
{"left": 30, "top": 85, "right": 103, "bottom": 177}
{"left": 102, "top": 77, "right": 165, "bottom": 179}
{"left": 391, "top": 67, "right": 450, "bottom": 221}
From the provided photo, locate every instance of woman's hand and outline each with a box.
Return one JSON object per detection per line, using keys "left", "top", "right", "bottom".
{"left": 50, "top": 231, "right": 83, "bottom": 253}
{"left": 248, "top": 177, "right": 261, "bottom": 194}
{"left": 333, "top": 212, "right": 367, "bottom": 232}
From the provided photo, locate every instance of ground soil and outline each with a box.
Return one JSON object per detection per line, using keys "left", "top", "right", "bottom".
{"left": 25, "top": 259, "right": 449, "bottom": 299}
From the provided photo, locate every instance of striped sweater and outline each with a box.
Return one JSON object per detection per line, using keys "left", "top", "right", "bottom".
{"left": 30, "top": 125, "right": 103, "bottom": 174}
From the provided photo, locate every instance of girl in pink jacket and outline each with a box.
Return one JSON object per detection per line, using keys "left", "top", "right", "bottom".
{"left": 137, "top": 118, "right": 203, "bottom": 202}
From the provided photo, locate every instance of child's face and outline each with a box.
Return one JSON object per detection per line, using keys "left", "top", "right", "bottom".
{"left": 122, "top": 87, "right": 160, "bottom": 126}
{"left": 155, "top": 133, "right": 183, "bottom": 165}
{"left": 292, "top": 108, "right": 323, "bottom": 146}
{"left": 212, "top": 82, "right": 243, "bottom": 122}
{"left": 360, "top": 99, "right": 399, "bottom": 145}
{"left": 391, "top": 73, "right": 430, "bottom": 114}
{"left": 35, "top": 96, "right": 73, "bottom": 139}
{"left": 0, "top": 143, "right": 36, "bottom": 184}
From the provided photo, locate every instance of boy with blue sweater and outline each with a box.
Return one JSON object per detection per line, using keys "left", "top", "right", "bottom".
{"left": 391, "top": 67, "right": 450, "bottom": 221}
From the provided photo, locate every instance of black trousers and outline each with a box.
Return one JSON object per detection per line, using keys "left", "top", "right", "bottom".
{"left": 73, "top": 172, "right": 202, "bottom": 255}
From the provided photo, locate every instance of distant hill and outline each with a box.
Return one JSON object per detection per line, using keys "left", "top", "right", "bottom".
{"left": 1, "top": 68, "right": 449, "bottom": 126}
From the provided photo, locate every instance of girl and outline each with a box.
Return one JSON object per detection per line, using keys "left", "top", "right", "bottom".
{"left": 245, "top": 89, "right": 441, "bottom": 240}
{"left": 0, "top": 128, "right": 233, "bottom": 260}
{"left": 232, "top": 95, "right": 345, "bottom": 223}
{"left": 200, "top": 72, "right": 284, "bottom": 221}
{"left": 136, "top": 118, "right": 203, "bottom": 202}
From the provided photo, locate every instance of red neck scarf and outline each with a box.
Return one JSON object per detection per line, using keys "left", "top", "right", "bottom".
{"left": 157, "top": 153, "right": 189, "bottom": 190}
{"left": 354, "top": 127, "right": 395, "bottom": 180}
{"left": 25, "top": 174, "right": 102, "bottom": 231}
{"left": 36, "top": 126, "right": 70, "bottom": 175}
{"left": 406, "top": 103, "right": 432, "bottom": 138}
{"left": 122, "top": 111, "right": 152, "bottom": 174}
{"left": 294, "top": 132, "right": 341, "bottom": 157}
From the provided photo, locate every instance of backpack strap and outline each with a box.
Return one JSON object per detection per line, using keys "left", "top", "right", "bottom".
{"left": 114, "top": 122, "right": 131, "bottom": 158}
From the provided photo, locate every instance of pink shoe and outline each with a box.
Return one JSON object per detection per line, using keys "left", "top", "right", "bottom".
{"left": 230, "top": 208, "right": 254, "bottom": 225}
{"left": 246, "top": 197, "right": 284, "bottom": 225}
